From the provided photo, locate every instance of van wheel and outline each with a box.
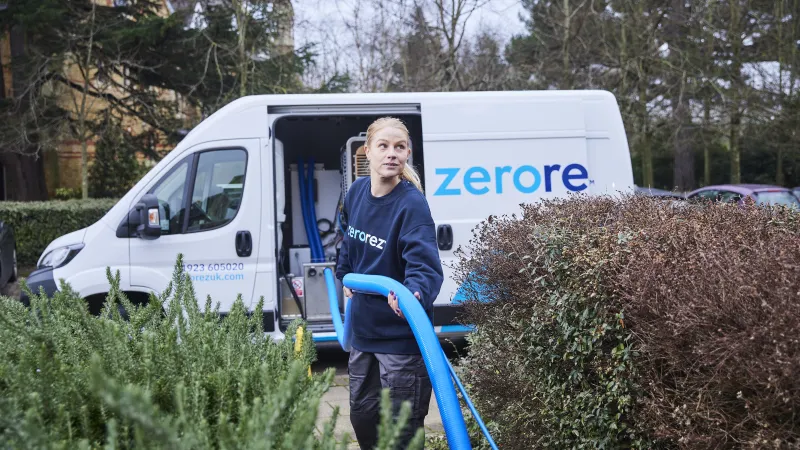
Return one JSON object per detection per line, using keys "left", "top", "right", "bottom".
{"left": 85, "top": 291, "right": 153, "bottom": 319}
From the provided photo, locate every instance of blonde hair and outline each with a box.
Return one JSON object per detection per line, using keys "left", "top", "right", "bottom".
{"left": 365, "top": 117, "right": 423, "bottom": 193}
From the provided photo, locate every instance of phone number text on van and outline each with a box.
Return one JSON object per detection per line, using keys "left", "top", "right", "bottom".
{"left": 183, "top": 263, "right": 245, "bottom": 272}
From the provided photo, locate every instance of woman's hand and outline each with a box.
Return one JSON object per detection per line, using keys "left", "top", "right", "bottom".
{"left": 388, "top": 290, "right": 421, "bottom": 319}
{"left": 343, "top": 286, "right": 353, "bottom": 299}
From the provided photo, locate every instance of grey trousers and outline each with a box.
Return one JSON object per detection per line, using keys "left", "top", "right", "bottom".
{"left": 348, "top": 348, "right": 433, "bottom": 450}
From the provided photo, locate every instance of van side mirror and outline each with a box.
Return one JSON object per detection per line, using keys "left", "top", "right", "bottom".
{"left": 135, "top": 194, "right": 161, "bottom": 240}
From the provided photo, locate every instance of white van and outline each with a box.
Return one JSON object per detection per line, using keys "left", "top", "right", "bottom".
{"left": 22, "top": 90, "right": 634, "bottom": 345}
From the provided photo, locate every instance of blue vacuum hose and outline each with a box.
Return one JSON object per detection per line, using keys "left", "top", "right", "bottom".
{"left": 306, "top": 158, "right": 323, "bottom": 262}
{"left": 324, "top": 267, "right": 352, "bottom": 351}
{"left": 297, "top": 160, "right": 320, "bottom": 261}
{"left": 341, "top": 274, "right": 472, "bottom": 450}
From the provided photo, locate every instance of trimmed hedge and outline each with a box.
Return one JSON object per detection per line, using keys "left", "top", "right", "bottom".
{"left": 453, "top": 195, "right": 800, "bottom": 449}
{"left": 0, "top": 256, "right": 426, "bottom": 449}
{"left": 0, "top": 199, "right": 118, "bottom": 267}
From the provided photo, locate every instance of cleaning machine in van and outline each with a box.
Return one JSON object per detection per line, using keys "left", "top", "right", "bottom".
{"left": 21, "top": 90, "right": 635, "bottom": 345}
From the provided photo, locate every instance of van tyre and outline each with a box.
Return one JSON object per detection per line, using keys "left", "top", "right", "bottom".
{"left": 84, "top": 291, "right": 153, "bottom": 319}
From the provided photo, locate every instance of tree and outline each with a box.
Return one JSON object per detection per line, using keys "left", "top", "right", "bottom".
{"left": 0, "top": 0, "right": 177, "bottom": 199}
{"left": 0, "top": 22, "right": 55, "bottom": 201}
{"left": 507, "top": 0, "right": 610, "bottom": 90}
{"left": 725, "top": 0, "right": 747, "bottom": 184}
{"left": 459, "top": 30, "right": 515, "bottom": 91}
{"left": 174, "top": 0, "right": 312, "bottom": 111}
{"left": 389, "top": 0, "right": 515, "bottom": 93}
{"left": 696, "top": 0, "right": 722, "bottom": 187}
{"left": 661, "top": 0, "right": 696, "bottom": 191}
{"left": 756, "top": 0, "right": 800, "bottom": 185}
{"left": 88, "top": 114, "right": 146, "bottom": 199}
{"left": 0, "top": 0, "right": 320, "bottom": 200}
{"left": 60, "top": 0, "right": 105, "bottom": 199}
{"left": 603, "top": 1, "right": 667, "bottom": 188}
{"left": 424, "top": 0, "right": 488, "bottom": 91}
{"left": 391, "top": 5, "right": 444, "bottom": 92}
{"left": 340, "top": 0, "right": 411, "bottom": 93}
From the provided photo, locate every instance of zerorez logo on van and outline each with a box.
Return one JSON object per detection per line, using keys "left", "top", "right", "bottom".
{"left": 433, "top": 163, "right": 591, "bottom": 196}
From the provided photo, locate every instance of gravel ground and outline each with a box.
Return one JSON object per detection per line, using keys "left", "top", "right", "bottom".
{"left": 0, "top": 279, "right": 20, "bottom": 299}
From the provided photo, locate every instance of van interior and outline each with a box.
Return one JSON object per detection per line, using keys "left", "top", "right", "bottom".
{"left": 272, "top": 113, "right": 425, "bottom": 332}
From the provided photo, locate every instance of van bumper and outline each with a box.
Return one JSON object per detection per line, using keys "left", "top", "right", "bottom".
{"left": 19, "top": 267, "right": 58, "bottom": 306}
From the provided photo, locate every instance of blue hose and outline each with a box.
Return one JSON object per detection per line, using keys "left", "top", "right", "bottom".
{"left": 324, "top": 268, "right": 352, "bottom": 351}
{"left": 306, "top": 158, "right": 323, "bottom": 262}
{"left": 297, "top": 160, "right": 313, "bottom": 257}
{"left": 341, "top": 274, "right": 472, "bottom": 450}
{"left": 298, "top": 160, "right": 322, "bottom": 261}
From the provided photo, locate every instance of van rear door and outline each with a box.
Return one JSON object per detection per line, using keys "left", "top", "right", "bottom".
{"left": 421, "top": 93, "right": 590, "bottom": 312}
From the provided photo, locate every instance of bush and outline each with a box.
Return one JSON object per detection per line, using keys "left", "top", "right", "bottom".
{"left": 453, "top": 195, "right": 800, "bottom": 449}
{"left": 0, "top": 198, "right": 117, "bottom": 267}
{"left": 0, "top": 255, "right": 425, "bottom": 449}
{"left": 53, "top": 188, "right": 82, "bottom": 200}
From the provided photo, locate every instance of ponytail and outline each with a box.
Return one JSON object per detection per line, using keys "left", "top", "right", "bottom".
{"left": 402, "top": 164, "right": 424, "bottom": 193}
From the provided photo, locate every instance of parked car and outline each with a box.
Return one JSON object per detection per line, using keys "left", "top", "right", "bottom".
{"left": 0, "top": 220, "right": 17, "bottom": 290}
{"left": 793, "top": 186, "right": 800, "bottom": 200}
{"left": 685, "top": 184, "right": 800, "bottom": 209}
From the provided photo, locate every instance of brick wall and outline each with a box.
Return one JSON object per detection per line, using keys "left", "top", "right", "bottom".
{"left": 43, "top": 141, "right": 98, "bottom": 195}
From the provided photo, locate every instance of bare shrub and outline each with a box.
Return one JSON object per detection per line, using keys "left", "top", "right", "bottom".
{"left": 453, "top": 195, "right": 800, "bottom": 449}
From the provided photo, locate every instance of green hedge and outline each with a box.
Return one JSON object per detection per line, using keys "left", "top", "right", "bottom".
{"left": 453, "top": 195, "right": 800, "bottom": 449}
{"left": 0, "top": 199, "right": 118, "bottom": 268}
{"left": 0, "top": 256, "right": 425, "bottom": 449}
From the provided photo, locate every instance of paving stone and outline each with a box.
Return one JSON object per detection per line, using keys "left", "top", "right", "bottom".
{"left": 333, "top": 374, "right": 350, "bottom": 387}
{"left": 324, "top": 385, "right": 351, "bottom": 402}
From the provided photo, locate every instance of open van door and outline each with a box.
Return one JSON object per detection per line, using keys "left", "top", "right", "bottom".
{"left": 129, "top": 138, "right": 262, "bottom": 313}
{"left": 421, "top": 94, "right": 591, "bottom": 312}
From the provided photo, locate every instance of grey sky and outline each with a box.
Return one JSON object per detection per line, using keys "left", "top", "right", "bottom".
{"left": 291, "top": 0, "right": 528, "bottom": 86}
{"left": 293, "top": 0, "right": 527, "bottom": 44}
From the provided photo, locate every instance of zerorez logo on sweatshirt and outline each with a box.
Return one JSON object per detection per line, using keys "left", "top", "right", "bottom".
{"left": 347, "top": 225, "right": 386, "bottom": 251}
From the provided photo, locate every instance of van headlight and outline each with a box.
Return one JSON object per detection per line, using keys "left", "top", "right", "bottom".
{"left": 38, "top": 243, "right": 85, "bottom": 269}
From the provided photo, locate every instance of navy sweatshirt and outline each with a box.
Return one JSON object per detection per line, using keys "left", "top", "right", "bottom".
{"left": 335, "top": 176, "right": 444, "bottom": 355}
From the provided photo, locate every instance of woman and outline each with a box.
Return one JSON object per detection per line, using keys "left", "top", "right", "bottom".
{"left": 335, "top": 117, "right": 444, "bottom": 449}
